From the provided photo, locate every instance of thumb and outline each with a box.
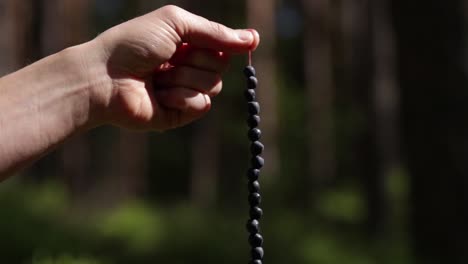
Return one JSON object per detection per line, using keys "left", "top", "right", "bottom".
{"left": 158, "top": 5, "right": 260, "bottom": 53}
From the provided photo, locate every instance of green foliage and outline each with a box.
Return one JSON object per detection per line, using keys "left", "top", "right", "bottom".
{"left": 96, "top": 201, "right": 164, "bottom": 254}
{"left": 388, "top": 167, "right": 409, "bottom": 202}
{"left": 300, "top": 234, "right": 373, "bottom": 264}
{"left": 316, "top": 187, "right": 365, "bottom": 224}
{"left": 32, "top": 255, "right": 104, "bottom": 264}
{"left": 0, "top": 181, "right": 411, "bottom": 264}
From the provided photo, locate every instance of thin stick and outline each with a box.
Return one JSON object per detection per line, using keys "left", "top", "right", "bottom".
{"left": 248, "top": 50, "right": 252, "bottom": 66}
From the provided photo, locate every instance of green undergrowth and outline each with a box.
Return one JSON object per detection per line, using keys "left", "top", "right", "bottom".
{"left": 0, "top": 180, "right": 410, "bottom": 264}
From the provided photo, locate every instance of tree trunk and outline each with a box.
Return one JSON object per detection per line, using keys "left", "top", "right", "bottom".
{"left": 341, "top": 0, "right": 378, "bottom": 235}
{"left": 0, "top": 0, "right": 38, "bottom": 74}
{"left": 0, "top": 0, "right": 18, "bottom": 75}
{"left": 340, "top": 0, "right": 396, "bottom": 238}
{"left": 392, "top": 0, "right": 468, "bottom": 263}
{"left": 368, "top": 0, "right": 398, "bottom": 238}
{"left": 115, "top": 130, "right": 149, "bottom": 199}
{"left": 303, "top": 0, "right": 336, "bottom": 194}
{"left": 190, "top": 117, "right": 219, "bottom": 207}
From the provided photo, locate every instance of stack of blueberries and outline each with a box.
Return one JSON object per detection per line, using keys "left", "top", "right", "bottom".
{"left": 244, "top": 65, "right": 265, "bottom": 264}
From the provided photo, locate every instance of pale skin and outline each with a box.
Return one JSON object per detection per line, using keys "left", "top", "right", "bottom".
{"left": 0, "top": 5, "right": 260, "bottom": 179}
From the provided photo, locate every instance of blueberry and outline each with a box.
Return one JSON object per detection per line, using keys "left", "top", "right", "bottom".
{"left": 251, "top": 156, "right": 264, "bottom": 169}
{"left": 250, "top": 141, "right": 264, "bottom": 155}
{"left": 248, "top": 102, "right": 260, "bottom": 115}
{"left": 246, "top": 219, "right": 260, "bottom": 234}
{"left": 249, "top": 233, "right": 264, "bottom": 247}
{"left": 244, "top": 66, "right": 256, "bottom": 77}
{"left": 244, "top": 89, "right": 256, "bottom": 101}
{"left": 251, "top": 247, "right": 264, "bottom": 260}
{"left": 247, "top": 168, "right": 260, "bottom": 181}
{"left": 247, "top": 115, "right": 261, "bottom": 128}
{"left": 247, "top": 76, "right": 258, "bottom": 89}
{"left": 250, "top": 206, "right": 263, "bottom": 219}
{"left": 248, "top": 128, "right": 261, "bottom": 141}
{"left": 248, "top": 192, "right": 262, "bottom": 206}
{"left": 248, "top": 180, "right": 260, "bottom": 193}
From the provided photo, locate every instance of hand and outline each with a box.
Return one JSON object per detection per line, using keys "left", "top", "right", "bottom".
{"left": 87, "top": 5, "right": 260, "bottom": 131}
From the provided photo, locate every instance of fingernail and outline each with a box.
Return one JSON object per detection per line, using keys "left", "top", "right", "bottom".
{"left": 249, "top": 29, "right": 260, "bottom": 50}
{"left": 236, "top": 30, "right": 254, "bottom": 42}
{"left": 203, "top": 94, "right": 211, "bottom": 111}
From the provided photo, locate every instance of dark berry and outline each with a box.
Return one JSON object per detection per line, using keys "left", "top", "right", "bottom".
{"left": 247, "top": 115, "right": 261, "bottom": 128}
{"left": 247, "top": 102, "right": 260, "bottom": 115}
{"left": 250, "top": 206, "right": 263, "bottom": 219}
{"left": 247, "top": 168, "right": 260, "bottom": 181}
{"left": 249, "top": 233, "right": 264, "bottom": 247}
{"left": 247, "top": 76, "right": 258, "bottom": 89}
{"left": 244, "top": 66, "right": 256, "bottom": 77}
{"left": 244, "top": 89, "right": 256, "bottom": 101}
{"left": 251, "top": 247, "right": 264, "bottom": 260}
{"left": 249, "top": 260, "right": 262, "bottom": 264}
{"left": 246, "top": 219, "right": 260, "bottom": 234}
{"left": 248, "top": 180, "right": 260, "bottom": 193}
{"left": 248, "top": 128, "right": 261, "bottom": 141}
{"left": 251, "top": 156, "right": 264, "bottom": 169}
{"left": 250, "top": 141, "right": 264, "bottom": 155}
{"left": 249, "top": 192, "right": 261, "bottom": 206}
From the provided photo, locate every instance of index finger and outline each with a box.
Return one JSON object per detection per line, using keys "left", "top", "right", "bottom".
{"left": 156, "top": 5, "right": 260, "bottom": 53}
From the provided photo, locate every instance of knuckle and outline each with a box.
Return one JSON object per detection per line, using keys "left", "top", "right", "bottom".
{"left": 161, "top": 5, "right": 183, "bottom": 16}
{"left": 159, "top": 5, "right": 184, "bottom": 28}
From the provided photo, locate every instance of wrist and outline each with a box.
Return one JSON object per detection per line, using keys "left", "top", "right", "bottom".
{"left": 70, "top": 39, "right": 114, "bottom": 129}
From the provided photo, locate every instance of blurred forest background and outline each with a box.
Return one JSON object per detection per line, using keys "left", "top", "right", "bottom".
{"left": 1, "top": 0, "right": 468, "bottom": 263}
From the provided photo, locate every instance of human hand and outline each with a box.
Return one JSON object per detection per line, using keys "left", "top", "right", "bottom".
{"left": 85, "top": 5, "right": 260, "bottom": 131}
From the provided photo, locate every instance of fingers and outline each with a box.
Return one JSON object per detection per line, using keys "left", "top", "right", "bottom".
{"left": 156, "top": 44, "right": 228, "bottom": 97}
{"left": 155, "top": 87, "right": 211, "bottom": 128}
{"left": 170, "top": 44, "right": 230, "bottom": 72}
{"left": 156, "top": 87, "right": 211, "bottom": 111}
{"left": 157, "top": 5, "right": 260, "bottom": 53}
{"left": 154, "top": 66, "right": 222, "bottom": 97}
{"left": 152, "top": 42, "right": 227, "bottom": 130}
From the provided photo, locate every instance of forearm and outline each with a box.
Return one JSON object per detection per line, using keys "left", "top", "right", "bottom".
{"left": 0, "top": 41, "right": 106, "bottom": 179}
